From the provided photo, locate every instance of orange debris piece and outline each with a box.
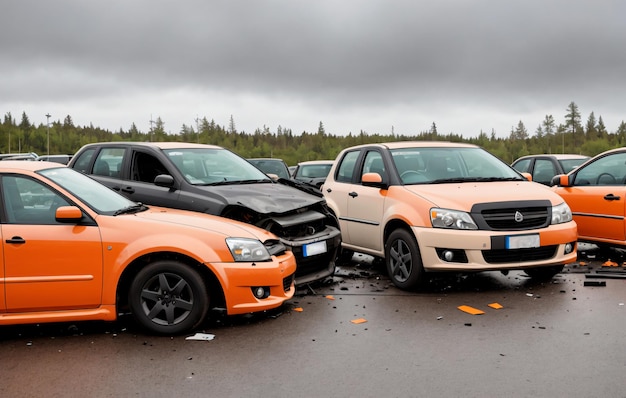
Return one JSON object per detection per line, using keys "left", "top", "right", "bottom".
{"left": 457, "top": 305, "right": 485, "bottom": 315}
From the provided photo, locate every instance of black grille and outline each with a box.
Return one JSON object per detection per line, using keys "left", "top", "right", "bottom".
{"left": 283, "top": 274, "right": 294, "bottom": 292}
{"left": 482, "top": 246, "right": 557, "bottom": 264}
{"left": 472, "top": 201, "right": 551, "bottom": 231}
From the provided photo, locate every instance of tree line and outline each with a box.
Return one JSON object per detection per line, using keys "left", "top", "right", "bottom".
{"left": 2, "top": 101, "right": 625, "bottom": 166}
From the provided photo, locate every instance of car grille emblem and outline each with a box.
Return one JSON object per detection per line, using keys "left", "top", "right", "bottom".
{"left": 514, "top": 211, "right": 524, "bottom": 222}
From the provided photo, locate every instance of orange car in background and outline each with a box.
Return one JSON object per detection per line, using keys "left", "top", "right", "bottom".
{"left": 0, "top": 161, "right": 296, "bottom": 334}
{"left": 552, "top": 147, "right": 626, "bottom": 249}
{"left": 323, "top": 142, "right": 578, "bottom": 290}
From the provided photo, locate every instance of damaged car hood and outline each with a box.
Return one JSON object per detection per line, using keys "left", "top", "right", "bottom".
{"left": 196, "top": 182, "right": 325, "bottom": 214}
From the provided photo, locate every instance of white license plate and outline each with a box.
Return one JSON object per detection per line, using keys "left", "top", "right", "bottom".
{"left": 303, "top": 241, "right": 327, "bottom": 257}
{"left": 506, "top": 234, "right": 540, "bottom": 249}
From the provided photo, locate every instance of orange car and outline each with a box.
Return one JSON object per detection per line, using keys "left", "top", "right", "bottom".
{"left": 323, "top": 142, "right": 578, "bottom": 290}
{"left": 552, "top": 147, "right": 626, "bottom": 249}
{"left": 0, "top": 161, "right": 296, "bottom": 334}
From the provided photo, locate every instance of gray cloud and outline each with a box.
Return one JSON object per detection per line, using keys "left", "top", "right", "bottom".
{"left": 1, "top": 0, "right": 625, "bottom": 136}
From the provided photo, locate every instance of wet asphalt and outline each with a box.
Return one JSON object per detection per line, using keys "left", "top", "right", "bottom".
{"left": 1, "top": 245, "right": 625, "bottom": 398}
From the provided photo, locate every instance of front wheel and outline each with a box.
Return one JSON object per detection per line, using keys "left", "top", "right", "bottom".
{"left": 524, "top": 265, "right": 564, "bottom": 280}
{"left": 385, "top": 229, "right": 425, "bottom": 290}
{"left": 129, "top": 261, "right": 209, "bottom": 335}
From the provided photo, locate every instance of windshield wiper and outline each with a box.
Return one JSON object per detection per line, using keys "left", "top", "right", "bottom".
{"left": 429, "top": 177, "right": 524, "bottom": 184}
{"left": 201, "top": 178, "right": 271, "bottom": 186}
{"left": 113, "top": 203, "right": 148, "bottom": 216}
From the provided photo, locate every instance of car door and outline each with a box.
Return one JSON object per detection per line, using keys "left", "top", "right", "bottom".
{"left": 324, "top": 150, "right": 361, "bottom": 243}
{"left": 344, "top": 150, "right": 387, "bottom": 252}
{"left": 1, "top": 175, "right": 103, "bottom": 312}
{"left": 556, "top": 152, "right": 626, "bottom": 243}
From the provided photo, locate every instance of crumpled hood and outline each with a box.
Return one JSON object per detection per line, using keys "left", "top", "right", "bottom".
{"left": 197, "top": 182, "right": 324, "bottom": 214}
{"left": 403, "top": 181, "right": 560, "bottom": 211}
{"left": 133, "top": 206, "right": 277, "bottom": 241}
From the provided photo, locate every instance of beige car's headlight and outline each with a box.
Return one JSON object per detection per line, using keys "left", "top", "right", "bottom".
{"left": 226, "top": 238, "right": 271, "bottom": 262}
{"left": 430, "top": 208, "right": 478, "bottom": 230}
{"left": 551, "top": 202, "right": 573, "bottom": 224}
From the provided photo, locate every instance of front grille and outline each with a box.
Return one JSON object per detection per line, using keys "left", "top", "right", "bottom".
{"left": 283, "top": 273, "right": 294, "bottom": 292}
{"left": 482, "top": 246, "right": 557, "bottom": 264}
{"left": 472, "top": 200, "right": 551, "bottom": 231}
{"left": 290, "top": 248, "right": 336, "bottom": 278}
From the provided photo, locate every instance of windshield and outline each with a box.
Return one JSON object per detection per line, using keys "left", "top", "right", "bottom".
{"left": 39, "top": 167, "right": 137, "bottom": 213}
{"left": 391, "top": 147, "right": 523, "bottom": 184}
{"left": 165, "top": 148, "right": 270, "bottom": 185}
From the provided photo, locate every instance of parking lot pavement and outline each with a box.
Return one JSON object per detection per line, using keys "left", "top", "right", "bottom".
{"left": 1, "top": 246, "right": 625, "bottom": 397}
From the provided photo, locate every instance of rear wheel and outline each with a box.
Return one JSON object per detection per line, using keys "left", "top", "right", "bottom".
{"left": 524, "top": 265, "right": 564, "bottom": 280}
{"left": 385, "top": 229, "right": 425, "bottom": 290}
{"left": 129, "top": 261, "right": 209, "bottom": 335}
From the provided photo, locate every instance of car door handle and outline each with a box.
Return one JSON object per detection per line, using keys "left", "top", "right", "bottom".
{"left": 6, "top": 236, "right": 25, "bottom": 244}
{"left": 326, "top": 188, "right": 332, "bottom": 193}
{"left": 121, "top": 186, "right": 135, "bottom": 194}
{"left": 604, "top": 193, "right": 621, "bottom": 201}
{"left": 349, "top": 192, "right": 358, "bottom": 198}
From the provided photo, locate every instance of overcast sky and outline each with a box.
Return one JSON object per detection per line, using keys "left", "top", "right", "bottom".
{"left": 1, "top": 1, "right": 625, "bottom": 138}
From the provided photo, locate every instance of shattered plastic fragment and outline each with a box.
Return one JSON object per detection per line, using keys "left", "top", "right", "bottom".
{"left": 293, "top": 307, "right": 304, "bottom": 312}
{"left": 325, "top": 295, "right": 335, "bottom": 300}
{"left": 488, "top": 303, "right": 503, "bottom": 309}
{"left": 603, "top": 260, "right": 619, "bottom": 267}
{"left": 185, "top": 333, "right": 215, "bottom": 341}
{"left": 457, "top": 305, "right": 485, "bottom": 315}
{"left": 351, "top": 318, "right": 367, "bottom": 324}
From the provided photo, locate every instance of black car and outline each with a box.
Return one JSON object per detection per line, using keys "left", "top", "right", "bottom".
{"left": 511, "top": 154, "right": 589, "bottom": 185}
{"left": 68, "top": 142, "right": 341, "bottom": 285}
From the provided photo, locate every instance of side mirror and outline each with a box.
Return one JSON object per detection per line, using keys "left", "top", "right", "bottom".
{"left": 362, "top": 172, "right": 386, "bottom": 188}
{"left": 154, "top": 174, "right": 175, "bottom": 188}
{"left": 552, "top": 174, "right": 571, "bottom": 187}
{"left": 520, "top": 172, "right": 532, "bottom": 181}
{"left": 55, "top": 206, "right": 84, "bottom": 223}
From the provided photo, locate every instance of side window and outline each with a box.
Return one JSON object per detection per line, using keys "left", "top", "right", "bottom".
{"left": 131, "top": 152, "right": 169, "bottom": 183}
{"left": 573, "top": 153, "right": 626, "bottom": 186}
{"left": 361, "top": 151, "right": 384, "bottom": 182}
{"left": 512, "top": 159, "right": 531, "bottom": 173}
{"left": 532, "top": 159, "right": 557, "bottom": 185}
{"left": 335, "top": 151, "right": 359, "bottom": 183}
{"left": 2, "top": 176, "right": 71, "bottom": 225}
{"left": 72, "top": 148, "right": 97, "bottom": 174}
{"left": 93, "top": 148, "right": 125, "bottom": 178}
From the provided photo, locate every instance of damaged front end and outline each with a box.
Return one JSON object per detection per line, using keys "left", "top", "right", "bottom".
{"left": 224, "top": 202, "right": 341, "bottom": 285}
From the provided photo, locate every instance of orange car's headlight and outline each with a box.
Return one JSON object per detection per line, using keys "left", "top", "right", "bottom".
{"left": 225, "top": 238, "right": 271, "bottom": 262}
{"left": 551, "top": 202, "right": 573, "bottom": 224}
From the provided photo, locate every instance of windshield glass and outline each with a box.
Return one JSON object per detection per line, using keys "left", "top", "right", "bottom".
{"left": 39, "top": 167, "right": 136, "bottom": 213}
{"left": 391, "top": 147, "right": 523, "bottom": 184}
{"left": 165, "top": 148, "right": 270, "bottom": 185}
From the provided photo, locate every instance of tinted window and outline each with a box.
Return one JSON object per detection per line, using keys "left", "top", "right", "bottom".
{"left": 335, "top": 151, "right": 359, "bottom": 183}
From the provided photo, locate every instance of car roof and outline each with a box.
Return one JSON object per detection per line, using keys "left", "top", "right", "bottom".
{"left": 82, "top": 142, "right": 223, "bottom": 150}
{"left": 514, "top": 154, "right": 589, "bottom": 161}
{"left": 343, "top": 141, "right": 479, "bottom": 151}
{"left": 248, "top": 158, "right": 286, "bottom": 162}
{"left": 0, "top": 160, "right": 63, "bottom": 172}
{"left": 297, "top": 160, "right": 334, "bottom": 165}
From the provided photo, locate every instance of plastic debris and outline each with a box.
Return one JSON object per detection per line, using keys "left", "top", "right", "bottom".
{"left": 350, "top": 318, "right": 367, "bottom": 324}
{"left": 185, "top": 333, "right": 215, "bottom": 341}
{"left": 457, "top": 305, "right": 484, "bottom": 315}
{"left": 325, "top": 295, "right": 335, "bottom": 300}
{"left": 293, "top": 307, "right": 304, "bottom": 312}
{"left": 488, "top": 302, "right": 503, "bottom": 309}
{"left": 602, "top": 260, "right": 619, "bottom": 267}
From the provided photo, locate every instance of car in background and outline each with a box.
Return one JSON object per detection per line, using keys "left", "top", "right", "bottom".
{"left": 323, "top": 141, "right": 577, "bottom": 290}
{"left": 68, "top": 142, "right": 341, "bottom": 285}
{"left": 288, "top": 165, "right": 297, "bottom": 177}
{"left": 0, "top": 161, "right": 296, "bottom": 334}
{"left": 0, "top": 152, "right": 39, "bottom": 161}
{"left": 292, "top": 160, "right": 334, "bottom": 189}
{"left": 511, "top": 154, "right": 589, "bottom": 185}
{"left": 552, "top": 147, "right": 626, "bottom": 250}
{"left": 247, "top": 158, "right": 291, "bottom": 180}
{"left": 38, "top": 154, "right": 73, "bottom": 165}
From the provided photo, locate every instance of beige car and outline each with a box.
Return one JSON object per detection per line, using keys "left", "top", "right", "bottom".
{"left": 323, "top": 141, "right": 578, "bottom": 290}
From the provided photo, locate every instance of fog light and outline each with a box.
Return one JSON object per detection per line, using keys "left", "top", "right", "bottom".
{"left": 564, "top": 242, "right": 574, "bottom": 254}
{"left": 252, "top": 286, "right": 270, "bottom": 299}
{"left": 443, "top": 250, "right": 454, "bottom": 262}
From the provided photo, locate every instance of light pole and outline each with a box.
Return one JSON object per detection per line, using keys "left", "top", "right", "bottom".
{"left": 45, "top": 113, "right": 51, "bottom": 156}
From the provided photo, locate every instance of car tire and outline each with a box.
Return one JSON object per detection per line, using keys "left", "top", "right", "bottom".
{"left": 129, "top": 261, "right": 209, "bottom": 335}
{"left": 524, "top": 265, "right": 564, "bottom": 280}
{"left": 385, "top": 229, "right": 425, "bottom": 290}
